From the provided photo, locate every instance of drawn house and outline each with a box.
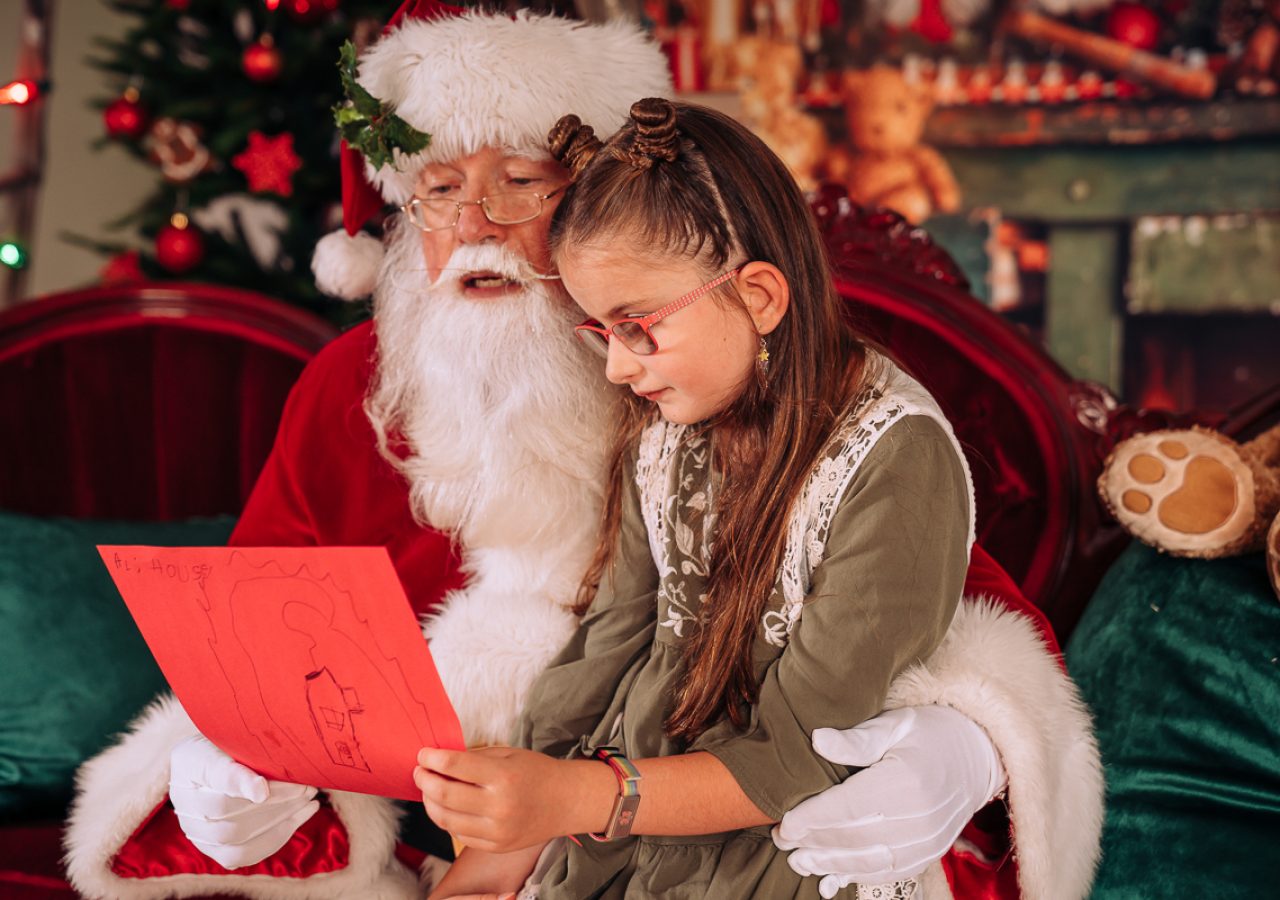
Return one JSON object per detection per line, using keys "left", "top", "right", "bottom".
{"left": 304, "top": 667, "right": 371, "bottom": 772}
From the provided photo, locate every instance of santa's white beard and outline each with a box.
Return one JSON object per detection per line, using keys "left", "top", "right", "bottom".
{"left": 367, "top": 224, "right": 618, "bottom": 744}
{"left": 370, "top": 224, "right": 617, "bottom": 564}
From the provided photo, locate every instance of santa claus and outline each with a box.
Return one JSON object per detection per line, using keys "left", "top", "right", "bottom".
{"left": 64, "top": 4, "right": 1102, "bottom": 900}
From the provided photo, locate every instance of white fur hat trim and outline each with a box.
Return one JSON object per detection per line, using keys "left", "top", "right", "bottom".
{"left": 355, "top": 10, "right": 673, "bottom": 205}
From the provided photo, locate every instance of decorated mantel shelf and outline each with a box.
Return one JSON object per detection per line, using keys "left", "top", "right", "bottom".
{"left": 919, "top": 97, "right": 1280, "bottom": 412}
{"left": 925, "top": 96, "right": 1280, "bottom": 147}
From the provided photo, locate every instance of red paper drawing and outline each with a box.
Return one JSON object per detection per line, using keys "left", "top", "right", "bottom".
{"left": 98, "top": 545, "right": 463, "bottom": 801}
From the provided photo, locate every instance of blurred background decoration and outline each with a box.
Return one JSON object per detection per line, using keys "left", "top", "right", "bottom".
{"left": 74, "top": 0, "right": 400, "bottom": 327}
{"left": 659, "top": 0, "right": 1280, "bottom": 415}
{"left": 0, "top": 1, "right": 51, "bottom": 308}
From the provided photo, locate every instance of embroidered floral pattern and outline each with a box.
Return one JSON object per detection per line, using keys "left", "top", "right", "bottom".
{"left": 636, "top": 421, "right": 686, "bottom": 582}
{"left": 855, "top": 881, "right": 918, "bottom": 900}
{"left": 636, "top": 422, "right": 715, "bottom": 640}
{"left": 657, "top": 580, "right": 699, "bottom": 638}
{"left": 634, "top": 355, "right": 973, "bottom": 650}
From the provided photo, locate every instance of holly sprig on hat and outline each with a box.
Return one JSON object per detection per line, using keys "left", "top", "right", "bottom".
{"left": 332, "top": 40, "right": 430, "bottom": 170}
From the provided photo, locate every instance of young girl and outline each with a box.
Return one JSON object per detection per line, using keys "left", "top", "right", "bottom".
{"left": 417, "top": 98, "right": 975, "bottom": 900}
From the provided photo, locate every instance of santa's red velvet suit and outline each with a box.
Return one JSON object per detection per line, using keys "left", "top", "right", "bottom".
{"left": 63, "top": 8, "right": 1102, "bottom": 900}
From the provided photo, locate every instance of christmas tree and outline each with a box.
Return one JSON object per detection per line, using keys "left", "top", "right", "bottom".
{"left": 87, "top": 0, "right": 402, "bottom": 325}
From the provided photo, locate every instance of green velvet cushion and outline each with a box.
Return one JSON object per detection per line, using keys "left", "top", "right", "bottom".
{"left": 0, "top": 510, "right": 235, "bottom": 821}
{"left": 1066, "top": 543, "right": 1280, "bottom": 897}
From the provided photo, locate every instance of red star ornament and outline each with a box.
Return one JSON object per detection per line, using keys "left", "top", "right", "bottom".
{"left": 100, "top": 249, "right": 146, "bottom": 284}
{"left": 232, "top": 131, "right": 303, "bottom": 196}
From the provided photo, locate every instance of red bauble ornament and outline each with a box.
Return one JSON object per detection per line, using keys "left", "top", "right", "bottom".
{"left": 104, "top": 88, "right": 149, "bottom": 140}
{"left": 285, "top": 0, "right": 341, "bottom": 23}
{"left": 242, "top": 36, "right": 283, "bottom": 83}
{"left": 155, "top": 218, "right": 205, "bottom": 273}
{"left": 1106, "top": 3, "right": 1161, "bottom": 51}
{"left": 165, "top": 0, "right": 191, "bottom": 9}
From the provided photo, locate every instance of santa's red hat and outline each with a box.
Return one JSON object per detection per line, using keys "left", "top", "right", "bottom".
{"left": 312, "top": 3, "right": 673, "bottom": 300}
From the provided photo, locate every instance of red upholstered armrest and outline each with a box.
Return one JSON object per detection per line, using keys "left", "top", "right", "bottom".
{"left": 0, "top": 281, "right": 338, "bottom": 521}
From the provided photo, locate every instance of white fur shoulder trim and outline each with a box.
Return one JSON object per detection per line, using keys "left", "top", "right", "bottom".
{"left": 424, "top": 564, "right": 579, "bottom": 747}
{"left": 64, "top": 694, "right": 413, "bottom": 900}
{"left": 886, "top": 598, "right": 1105, "bottom": 900}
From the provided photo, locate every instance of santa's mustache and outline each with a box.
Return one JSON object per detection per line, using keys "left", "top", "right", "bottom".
{"left": 393, "top": 244, "right": 563, "bottom": 290}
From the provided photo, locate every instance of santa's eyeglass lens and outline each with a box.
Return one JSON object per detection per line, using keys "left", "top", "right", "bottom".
{"left": 401, "top": 185, "right": 567, "bottom": 232}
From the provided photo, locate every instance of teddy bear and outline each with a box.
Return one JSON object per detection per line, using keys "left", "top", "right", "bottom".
{"left": 739, "top": 38, "right": 802, "bottom": 123}
{"left": 825, "top": 64, "right": 961, "bottom": 224}
{"left": 1097, "top": 422, "right": 1280, "bottom": 601}
{"left": 736, "top": 38, "right": 829, "bottom": 192}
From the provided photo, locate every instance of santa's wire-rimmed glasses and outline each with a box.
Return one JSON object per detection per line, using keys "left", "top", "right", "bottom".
{"left": 400, "top": 185, "right": 568, "bottom": 232}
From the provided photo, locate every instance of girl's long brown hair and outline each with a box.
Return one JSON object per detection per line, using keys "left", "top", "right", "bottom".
{"left": 548, "top": 99, "right": 870, "bottom": 742}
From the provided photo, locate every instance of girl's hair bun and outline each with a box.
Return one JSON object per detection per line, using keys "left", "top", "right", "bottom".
{"left": 548, "top": 114, "right": 603, "bottom": 180}
{"left": 624, "top": 97, "right": 679, "bottom": 170}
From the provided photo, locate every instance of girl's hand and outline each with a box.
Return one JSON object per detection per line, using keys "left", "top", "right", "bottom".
{"left": 415, "top": 746, "right": 607, "bottom": 853}
{"left": 424, "top": 844, "right": 542, "bottom": 900}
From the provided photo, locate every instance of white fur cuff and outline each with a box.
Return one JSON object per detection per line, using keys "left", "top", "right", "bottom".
{"left": 886, "top": 598, "right": 1105, "bottom": 900}
{"left": 63, "top": 694, "right": 416, "bottom": 900}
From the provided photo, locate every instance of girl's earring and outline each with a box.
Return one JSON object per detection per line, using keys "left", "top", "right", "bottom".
{"left": 756, "top": 336, "right": 770, "bottom": 375}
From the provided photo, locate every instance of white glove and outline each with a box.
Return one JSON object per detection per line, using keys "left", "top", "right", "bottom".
{"left": 773, "top": 705, "right": 1006, "bottom": 898}
{"left": 169, "top": 734, "right": 321, "bottom": 870}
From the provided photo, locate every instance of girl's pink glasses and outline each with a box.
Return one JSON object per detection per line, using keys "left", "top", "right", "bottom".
{"left": 574, "top": 267, "right": 742, "bottom": 357}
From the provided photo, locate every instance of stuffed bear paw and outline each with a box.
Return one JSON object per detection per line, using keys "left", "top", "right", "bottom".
{"left": 1098, "top": 424, "right": 1280, "bottom": 560}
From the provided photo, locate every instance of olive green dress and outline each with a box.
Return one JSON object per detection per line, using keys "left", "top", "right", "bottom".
{"left": 515, "top": 365, "right": 971, "bottom": 900}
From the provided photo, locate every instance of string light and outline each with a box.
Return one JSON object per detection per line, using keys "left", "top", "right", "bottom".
{"left": 0, "top": 79, "right": 42, "bottom": 105}
{"left": 2, "top": 74, "right": 46, "bottom": 277}
{"left": 0, "top": 240, "right": 29, "bottom": 270}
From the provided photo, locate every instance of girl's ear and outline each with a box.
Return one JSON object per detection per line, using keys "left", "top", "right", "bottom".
{"left": 737, "top": 261, "right": 790, "bottom": 335}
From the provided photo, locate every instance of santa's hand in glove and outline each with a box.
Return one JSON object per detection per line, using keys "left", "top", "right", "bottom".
{"left": 169, "top": 734, "right": 321, "bottom": 870}
{"left": 773, "top": 705, "right": 1006, "bottom": 899}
